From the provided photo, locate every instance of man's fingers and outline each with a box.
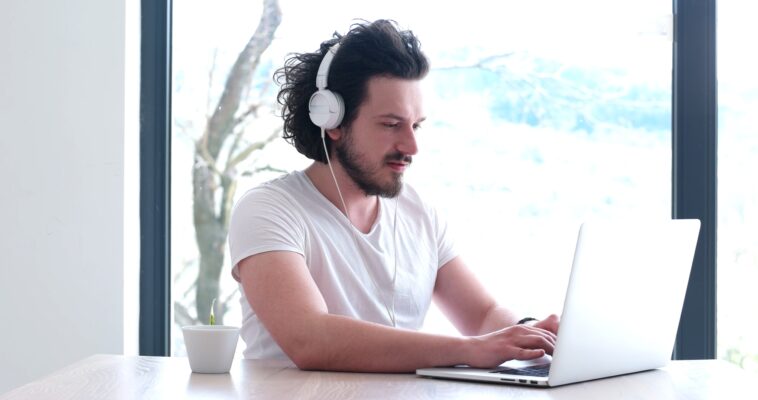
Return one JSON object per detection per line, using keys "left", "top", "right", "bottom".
{"left": 476, "top": 324, "right": 558, "bottom": 366}
{"left": 515, "top": 348, "right": 546, "bottom": 360}
{"left": 507, "top": 327, "right": 555, "bottom": 355}
{"left": 514, "top": 324, "right": 557, "bottom": 346}
{"left": 535, "top": 314, "right": 561, "bottom": 334}
{"left": 521, "top": 334, "right": 555, "bottom": 354}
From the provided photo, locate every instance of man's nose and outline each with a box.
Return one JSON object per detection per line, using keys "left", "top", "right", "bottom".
{"left": 396, "top": 124, "right": 418, "bottom": 156}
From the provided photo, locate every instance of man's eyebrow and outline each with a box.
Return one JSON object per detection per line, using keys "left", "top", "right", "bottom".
{"left": 374, "top": 113, "right": 427, "bottom": 123}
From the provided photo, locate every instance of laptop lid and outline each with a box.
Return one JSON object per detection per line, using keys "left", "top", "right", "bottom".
{"left": 547, "top": 219, "right": 700, "bottom": 386}
{"left": 417, "top": 219, "right": 700, "bottom": 387}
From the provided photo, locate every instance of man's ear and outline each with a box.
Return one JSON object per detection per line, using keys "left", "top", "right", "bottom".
{"left": 325, "top": 127, "right": 343, "bottom": 141}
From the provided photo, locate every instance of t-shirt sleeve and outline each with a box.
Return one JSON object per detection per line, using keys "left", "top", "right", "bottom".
{"left": 228, "top": 186, "right": 306, "bottom": 282}
{"left": 433, "top": 205, "right": 458, "bottom": 269}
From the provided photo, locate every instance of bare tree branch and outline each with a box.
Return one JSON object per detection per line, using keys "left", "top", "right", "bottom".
{"left": 195, "top": 140, "right": 223, "bottom": 178}
{"left": 174, "top": 119, "right": 194, "bottom": 141}
{"left": 241, "top": 165, "right": 288, "bottom": 177}
{"left": 201, "top": 0, "right": 282, "bottom": 160}
{"left": 226, "top": 81, "right": 275, "bottom": 171}
{"left": 193, "top": 0, "right": 282, "bottom": 327}
{"left": 226, "top": 128, "right": 280, "bottom": 171}
{"left": 174, "top": 301, "right": 198, "bottom": 327}
{"left": 225, "top": 127, "right": 248, "bottom": 173}
{"left": 233, "top": 103, "right": 262, "bottom": 128}
{"left": 206, "top": 48, "right": 219, "bottom": 119}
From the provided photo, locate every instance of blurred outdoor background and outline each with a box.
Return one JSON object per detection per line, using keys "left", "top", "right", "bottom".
{"left": 169, "top": 0, "right": 757, "bottom": 371}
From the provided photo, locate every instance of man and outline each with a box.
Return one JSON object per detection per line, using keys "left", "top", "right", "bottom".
{"left": 229, "top": 19, "right": 559, "bottom": 372}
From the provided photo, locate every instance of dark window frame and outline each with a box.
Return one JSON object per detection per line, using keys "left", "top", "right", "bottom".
{"left": 672, "top": 0, "right": 717, "bottom": 360}
{"left": 139, "top": 0, "right": 172, "bottom": 356}
{"left": 139, "top": 0, "right": 717, "bottom": 359}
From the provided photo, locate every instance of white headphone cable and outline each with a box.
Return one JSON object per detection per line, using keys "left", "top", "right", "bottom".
{"left": 321, "top": 128, "right": 398, "bottom": 327}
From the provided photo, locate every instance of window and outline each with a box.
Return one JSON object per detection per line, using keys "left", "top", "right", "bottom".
{"left": 718, "top": 2, "right": 758, "bottom": 371}
{"left": 168, "top": 0, "right": 672, "bottom": 354}
{"left": 143, "top": 0, "right": 718, "bottom": 359}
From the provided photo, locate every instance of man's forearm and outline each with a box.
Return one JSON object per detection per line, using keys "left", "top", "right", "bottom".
{"left": 476, "top": 305, "right": 520, "bottom": 336}
{"left": 287, "top": 313, "right": 470, "bottom": 373}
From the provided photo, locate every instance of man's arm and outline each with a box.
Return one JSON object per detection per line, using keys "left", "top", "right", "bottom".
{"left": 433, "top": 256, "right": 560, "bottom": 336}
{"left": 239, "top": 251, "right": 556, "bottom": 372}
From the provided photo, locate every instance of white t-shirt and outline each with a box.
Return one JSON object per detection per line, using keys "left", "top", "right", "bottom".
{"left": 229, "top": 170, "right": 457, "bottom": 360}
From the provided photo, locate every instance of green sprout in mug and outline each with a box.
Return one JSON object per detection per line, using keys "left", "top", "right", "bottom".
{"left": 210, "top": 298, "right": 217, "bottom": 326}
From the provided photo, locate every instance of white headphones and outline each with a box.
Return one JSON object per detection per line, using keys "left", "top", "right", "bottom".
{"left": 309, "top": 43, "right": 345, "bottom": 131}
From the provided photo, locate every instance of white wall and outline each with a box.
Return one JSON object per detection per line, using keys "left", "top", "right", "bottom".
{"left": 0, "top": 0, "right": 127, "bottom": 393}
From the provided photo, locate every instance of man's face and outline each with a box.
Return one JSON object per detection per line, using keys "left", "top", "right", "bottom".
{"left": 334, "top": 76, "right": 425, "bottom": 198}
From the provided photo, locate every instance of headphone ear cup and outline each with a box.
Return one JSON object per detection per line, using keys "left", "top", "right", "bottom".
{"left": 309, "top": 89, "right": 344, "bottom": 130}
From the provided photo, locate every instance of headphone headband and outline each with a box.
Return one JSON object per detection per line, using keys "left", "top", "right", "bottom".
{"left": 316, "top": 43, "right": 341, "bottom": 90}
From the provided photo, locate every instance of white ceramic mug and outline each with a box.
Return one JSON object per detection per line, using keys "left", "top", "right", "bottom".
{"left": 182, "top": 325, "right": 240, "bottom": 373}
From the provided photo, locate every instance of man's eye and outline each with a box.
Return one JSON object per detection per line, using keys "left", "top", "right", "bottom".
{"left": 382, "top": 122, "right": 399, "bottom": 128}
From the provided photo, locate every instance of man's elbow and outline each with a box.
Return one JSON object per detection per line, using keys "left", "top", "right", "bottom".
{"left": 281, "top": 338, "right": 327, "bottom": 371}
{"left": 288, "top": 347, "right": 328, "bottom": 371}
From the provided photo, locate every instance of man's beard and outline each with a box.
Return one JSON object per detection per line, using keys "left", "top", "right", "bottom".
{"left": 335, "top": 133, "right": 412, "bottom": 198}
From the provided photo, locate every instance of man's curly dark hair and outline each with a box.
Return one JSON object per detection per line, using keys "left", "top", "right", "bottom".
{"left": 274, "top": 19, "right": 429, "bottom": 163}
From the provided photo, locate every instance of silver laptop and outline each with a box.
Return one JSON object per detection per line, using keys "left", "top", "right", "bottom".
{"left": 417, "top": 219, "right": 701, "bottom": 387}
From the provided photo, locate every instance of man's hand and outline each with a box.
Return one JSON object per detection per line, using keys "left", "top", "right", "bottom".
{"left": 531, "top": 314, "right": 560, "bottom": 335}
{"left": 463, "top": 324, "right": 557, "bottom": 369}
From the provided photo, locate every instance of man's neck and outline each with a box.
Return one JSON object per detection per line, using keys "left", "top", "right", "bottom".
{"left": 305, "top": 162, "right": 379, "bottom": 234}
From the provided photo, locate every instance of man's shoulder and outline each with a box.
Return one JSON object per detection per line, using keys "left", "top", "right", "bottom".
{"left": 241, "top": 171, "right": 307, "bottom": 198}
{"left": 234, "top": 171, "right": 310, "bottom": 211}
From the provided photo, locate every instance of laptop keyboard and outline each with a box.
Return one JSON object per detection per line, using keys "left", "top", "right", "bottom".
{"left": 489, "top": 363, "right": 551, "bottom": 377}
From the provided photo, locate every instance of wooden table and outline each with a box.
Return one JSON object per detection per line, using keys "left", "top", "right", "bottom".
{"left": 1, "top": 355, "right": 754, "bottom": 399}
